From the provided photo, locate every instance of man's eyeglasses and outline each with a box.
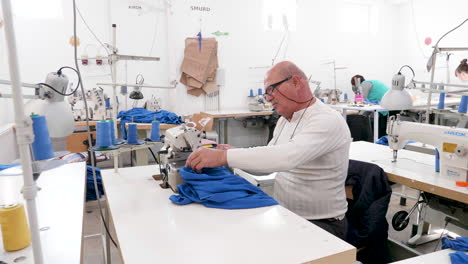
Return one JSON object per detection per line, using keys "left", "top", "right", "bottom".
{"left": 265, "top": 76, "right": 292, "bottom": 95}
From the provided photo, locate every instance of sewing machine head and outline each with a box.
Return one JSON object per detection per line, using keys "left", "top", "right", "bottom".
{"left": 160, "top": 120, "right": 210, "bottom": 192}
{"left": 387, "top": 115, "right": 468, "bottom": 181}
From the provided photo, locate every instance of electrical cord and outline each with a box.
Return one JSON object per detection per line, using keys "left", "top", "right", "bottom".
{"left": 73, "top": 0, "right": 119, "bottom": 249}
{"left": 147, "top": 147, "right": 159, "bottom": 164}
{"left": 36, "top": 66, "right": 81, "bottom": 96}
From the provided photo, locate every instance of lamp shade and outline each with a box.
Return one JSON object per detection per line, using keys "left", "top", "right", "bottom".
{"left": 380, "top": 89, "right": 413, "bottom": 110}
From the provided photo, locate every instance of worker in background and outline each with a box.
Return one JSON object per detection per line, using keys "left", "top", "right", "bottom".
{"left": 350, "top": 75, "right": 389, "bottom": 103}
{"left": 455, "top": 58, "right": 468, "bottom": 81}
{"left": 350, "top": 74, "right": 391, "bottom": 140}
{"left": 186, "top": 61, "right": 352, "bottom": 240}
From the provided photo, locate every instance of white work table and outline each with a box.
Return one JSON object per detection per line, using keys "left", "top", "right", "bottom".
{"left": 101, "top": 165, "right": 356, "bottom": 264}
{"left": 391, "top": 249, "right": 466, "bottom": 263}
{"left": 0, "top": 162, "right": 86, "bottom": 264}
{"left": 349, "top": 141, "right": 468, "bottom": 204}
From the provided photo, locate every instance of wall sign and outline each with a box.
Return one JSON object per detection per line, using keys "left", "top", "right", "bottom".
{"left": 190, "top": 6, "right": 211, "bottom": 12}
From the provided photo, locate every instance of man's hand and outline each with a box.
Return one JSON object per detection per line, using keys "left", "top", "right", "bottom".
{"left": 216, "top": 144, "right": 236, "bottom": 150}
{"left": 186, "top": 147, "right": 228, "bottom": 173}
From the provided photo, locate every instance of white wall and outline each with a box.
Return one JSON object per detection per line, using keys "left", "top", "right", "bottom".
{"left": 394, "top": 0, "right": 468, "bottom": 90}
{"left": 1, "top": 0, "right": 466, "bottom": 126}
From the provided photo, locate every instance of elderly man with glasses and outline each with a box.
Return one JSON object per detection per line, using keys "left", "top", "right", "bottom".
{"left": 186, "top": 61, "right": 352, "bottom": 239}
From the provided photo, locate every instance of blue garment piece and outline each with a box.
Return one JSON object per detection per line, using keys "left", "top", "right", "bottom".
{"left": 0, "top": 164, "right": 19, "bottom": 171}
{"left": 364, "top": 98, "right": 380, "bottom": 104}
{"left": 86, "top": 166, "right": 104, "bottom": 201}
{"left": 375, "top": 136, "right": 388, "bottom": 145}
{"left": 449, "top": 251, "right": 468, "bottom": 264}
{"left": 117, "top": 108, "right": 183, "bottom": 139}
{"left": 442, "top": 237, "right": 468, "bottom": 251}
{"left": 169, "top": 166, "right": 278, "bottom": 209}
{"left": 374, "top": 136, "right": 415, "bottom": 149}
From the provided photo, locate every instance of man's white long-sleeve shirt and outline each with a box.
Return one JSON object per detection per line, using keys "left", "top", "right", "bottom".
{"left": 227, "top": 100, "right": 352, "bottom": 220}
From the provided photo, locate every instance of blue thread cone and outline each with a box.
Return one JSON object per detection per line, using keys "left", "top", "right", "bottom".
{"left": 344, "top": 93, "right": 348, "bottom": 100}
{"left": 96, "top": 121, "right": 112, "bottom": 148}
{"left": 31, "top": 115, "right": 54, "bottom": 160}
{"left": 438, "top": 93, "right": 445, "bottom": 109}
{"left": 121, "top": 122, "right": 127, "bottom": 140}
{"left": 435, "top": 149, "right": 440, "bottom": 172}
{"left": 249, "top": 89, "right": 254, "bottom": 97}
{"left": 109, "top": 120, "right": 124, "bottom": 144}
{"left": 126, "top": 123, "right": 140, "bottom": 144}
{"left": 459, "top": 95, "right": 468, "bottom": 113}
{"left": 257, "top": 88, "right": 263, "bottom": 96}
{"left": 109, "top": 120, "right": 117, "bottom": 144}
{"left": 105, "top": 98, "right": 110, "bottom": 108}
{"left": 150, "top": 121, "right": 160, "bottom": 141}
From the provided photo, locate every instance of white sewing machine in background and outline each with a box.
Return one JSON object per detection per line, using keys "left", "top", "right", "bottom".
{"left": 248, "top": 94, "right": 272, "bottom": 112}
{"left": 159, "top": 118, "right": 212, "bottom": 192}
{"left": 387, "top": 115, "right": 468, "bottom": 182}
{"left": 314, "top": 87, "right": 342, "bottom": 105}
{"left": 68, "top": 87, "right": 111, "bottom": 121}
{"left": 144, "top": 95, "right": 162, "bottom": 112}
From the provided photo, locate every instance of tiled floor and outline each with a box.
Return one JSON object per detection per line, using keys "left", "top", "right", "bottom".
{"left": 81, "top": 184, "right": 462, "bottom": 263}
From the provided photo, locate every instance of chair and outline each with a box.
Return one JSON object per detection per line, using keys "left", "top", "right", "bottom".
{"left": 346, "top": 114, "right": 373, "bottom": 142}
{"left": 345, "top": 159, "right": 392, "bottom": 264}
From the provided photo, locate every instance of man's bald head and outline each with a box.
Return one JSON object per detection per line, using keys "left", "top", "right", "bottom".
{"left": 264, "top": 61, "right": 314, "bottom": 120}
{"left": 269, "top": 61, "right": 308, "bottom": 81}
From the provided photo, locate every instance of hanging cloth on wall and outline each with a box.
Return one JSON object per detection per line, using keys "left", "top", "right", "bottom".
{"left": 180, "top": 37, "right": 218, "bottom": 97}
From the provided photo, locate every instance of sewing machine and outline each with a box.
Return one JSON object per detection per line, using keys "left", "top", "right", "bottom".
{"left": 248, "top": 94, "right": 272, "bottom": 112}
{"left": 68, "top": 87, "right": 111, "bottom": 120}
{"left": 388, "top": 115, "right": 468, "bottom": 182}
{"left": 387, "top": 115, "right": 468, "bottom": 246}
{"left": 159, "top": 122, "right": 205, "bottom": 192}
{"left": 314, "top": 88, "right": 342, "bottom": 105}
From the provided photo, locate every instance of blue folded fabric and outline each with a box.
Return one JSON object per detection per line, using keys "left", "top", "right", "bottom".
{"left": 169, "top": 166, "right": 278, "bottom": 209}
{"left": 0, "top": 164, "right": 19, "bottom": 171}
{"left": 442, "top": 237, "right": 468, "bottom": 251}
{"left": 117, "top": 108, "right": 183, "bottom": 139}
{"left": 449, "top": 251, "right": 468, "bottom": 264}
{"left": 86, "top": 166, "right": 104, "bottom": 201}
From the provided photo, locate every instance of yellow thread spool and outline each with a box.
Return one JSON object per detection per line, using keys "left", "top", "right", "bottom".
{"left": 0, "top": 203, "right": 31, "bottom": 251}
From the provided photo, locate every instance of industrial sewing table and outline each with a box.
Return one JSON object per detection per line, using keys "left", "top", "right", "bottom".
{"left": 201, "top": 109, "right": 273, "bottom": 144}
{"left": 0, "top": 162, "right": 86, "bottom": 264}
{"left": 100, "top": 165, "right": 356, "bottom": 264}
{"left": 350, "top": 141, "right": 468, "bottom": 263}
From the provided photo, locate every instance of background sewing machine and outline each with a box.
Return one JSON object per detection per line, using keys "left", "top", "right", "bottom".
{"left": 159, "top": 118, "right": 211, "bottom": 192}
{"left": 387, "top": 115, "right": 468, "bottom": 246}
{"left": 69, "top": 87, "right": 112, "bottom": 121}
{"left": 313, "top": 86, "right": 342, "bottom": 104}
{"left": 248, "top": 93, "right": 272, "bottom": 112}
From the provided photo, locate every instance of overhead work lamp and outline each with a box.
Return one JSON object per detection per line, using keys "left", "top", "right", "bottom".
{"left": 380, "top": 72, "right": 413, "bottom": 110}
{"left": 0, "top": 71, "right": 75, "bottom": 138}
